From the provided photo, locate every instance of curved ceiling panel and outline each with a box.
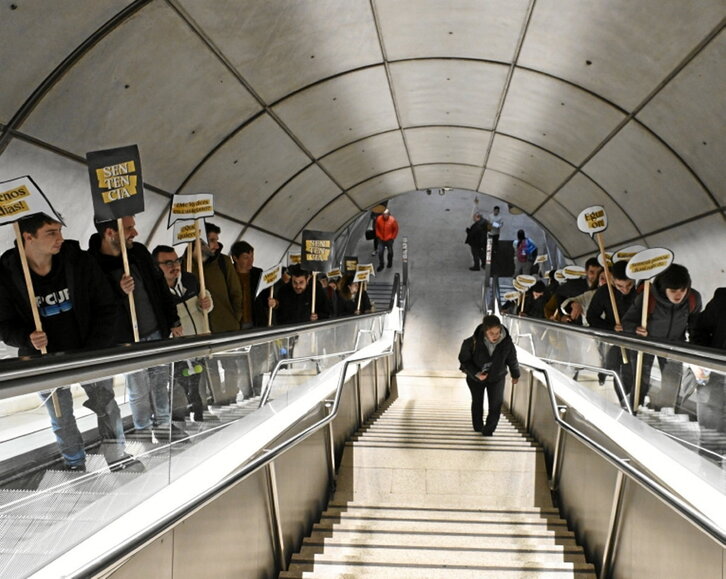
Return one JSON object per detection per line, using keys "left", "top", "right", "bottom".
{"left": 177, "top": 0, "right": 382, "bottom": 102}
{"left": 390, "top": 59, "right": 509, "bottom": 129}
{"left": 272, "top": 66, "right": 397, "bottom": 158}
{"left": 346, "top": 168, "right": 416, "bottom": 210}
{"left": 319, "top": 130, "right": 408, "bottom": 190}
{"left": 486, "top": 134, "right": 574, "bottom": 194}
{"left": 582, "top": 120, "right": 716, "bottom": 234}
{"left": 414, "top": 164, "right": 483, "bottom": 191}
{"left": 404, "top": 126, "right": 491, "bottom": 167}
{"left": 636, "top": 31, "right": 726, "bottom": 204}
{"left": 375, "top": 0, "right": 529, "bottom": 62}
{"left": 253, "top": 164, "right": 341, "bottom": 236}
{"left": 20, "top": 1, "right": 260, "bottom": 192}
{"left": 535, "top": 198, "right": 605, "bottom": 257}
{"left": 498, "top": 68, "right": 626, "bottom": 165}
{"left": 0, "top": 0, "right": 132, "bottom": 123}
{"left": 479, "top": 170, "right": 548, "bottom": 214}
{"left": 180, "top": 113, "right": 310, "bottom": 220}
{"left": 306, "top": 195, "right": 361, "bottom": 235}
{"left": 518, "top": 0, "right": 724, "bottom": 109}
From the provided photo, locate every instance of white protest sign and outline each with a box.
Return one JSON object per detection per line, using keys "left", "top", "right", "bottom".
{"left": 563, "top": 265, "right": 586, "bottom": 279}
{"left": 613, "top": 244, "right": 647, "bottom": 263}
{"left": 357, "top": 263, "right": 376, "bottom": 277}
{"left": 287, "top": 252, "right": 301, "bottom": 266}
{"left": 171, "top": 220, "right": 207, "bottom": 246}
{"left": 554, "top": 269, "right": 567, "bottom": 283}
{"left": 354, "top": 270, "right": 370, "bottom": 283}
{"left": 326, "top": 268, "right": 342, "bottom": 280}
{"left": 512, "top": 278, "right": 527, "bottom": 292}
{"left": 515, "top": 275, "right": 537, "bottom": 288}
{"left": 535, "top": 254, "right": 548, "bottom": 264}
{"left": 626, "top": 248, "right": 674, "bottom": 281}
{"left": 503, "top": 291, "right": 520, "bottom": 301}
{"left": 577, "top": 205, "right": 608, "bottom": 237}
{"left": 597, "top": 252, "right": 613, "bottom": 268}
{"left": 256, "top": 264, "right": 282, "bottom": 296}
{"left": 168, "top": 193, "right": 214, "bottom": 227}
{"left": 0, "top": 176, "right": 64, "bottom": 226}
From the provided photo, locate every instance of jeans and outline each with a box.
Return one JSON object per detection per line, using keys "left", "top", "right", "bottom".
{"left": 41, "top": 380, "right": 126, "bottom": 467}
{"left": 377, "top": 239, "right": 394, "bottom": 268}
{"left": 467, "top": 376, "right": 506, "bottom": 433}
{"left": 126, "top": 331, "right": 171, "bottom": 430}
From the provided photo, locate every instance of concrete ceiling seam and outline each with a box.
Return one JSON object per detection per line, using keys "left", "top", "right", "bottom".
{"left": 531, "top": 19, "right": 726, "bottom": 216}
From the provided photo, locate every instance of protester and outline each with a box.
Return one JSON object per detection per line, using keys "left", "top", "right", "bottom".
{"left": 465, "top": 212, "right": 488, "bottom": 271}
{"left": 230, "top": 241, "right": 263, "bottom": 328}
{"left": 153, "top": 245, "right": 213, "bottom": 422}
{"left": 545, "top": 258, "right": 602, "bottom": 319}
{"left": 0, "top": 213, "right": 141, "bottom": 471}
{"left": 560, "top": 269, "right": 607, "bottom": 325}
{"left": 89, "top": 216, "right": 184, "bottom": 440}
{"left": 458, "top": 315, "right": 520, "bottom": 436}
{"left": 691, "top": 288, "right": 726, "bottom": 434}
{"left": 337, "top": 274, "right": 372, "bottom": 316}
{"left": 268, "top": 265, "right": 330, "bottom": 323}
{"left": 375, "top": 208, "right": 399, "bottom": 272}
{"left": 622, "top": 263, "right": 702, "bottom": 407}
{"left": 521, "top": 280, "right": 547, "bottom": 318}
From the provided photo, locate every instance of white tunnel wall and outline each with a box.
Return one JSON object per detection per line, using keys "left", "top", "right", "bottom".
{"left": 0, "top": 0, "right": 723, "bottom": 294}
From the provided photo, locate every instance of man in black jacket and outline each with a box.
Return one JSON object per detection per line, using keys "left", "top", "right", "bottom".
{"left": 269, "top": 265, "right": 330, "bottom": 324}
{"left": 0, "top": 213, "right": 141, "bottom": 471}
{"left": 465, "top": 212, "right": 488, "bottom": 271}
{"left": 89, "top": 216, "right": 183, "bottom": 439}
{"left": 459, "top": 315, "right": 520, "bottom": 436}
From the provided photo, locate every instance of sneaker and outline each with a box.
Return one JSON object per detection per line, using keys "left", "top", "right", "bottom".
{"left": 153, "top": 423, "right": 189, "bottom": 440}
{"left": 60, "top": 463, "right": 86, "bottom": 472}
{"left": 108, "top": 456, "right": 146, "bottom": 473}
{"left": 469, "top": 266, "right": 481, "bottom": 271}
{"left": 376, "top": 265, "right": 384, "bottom": 272}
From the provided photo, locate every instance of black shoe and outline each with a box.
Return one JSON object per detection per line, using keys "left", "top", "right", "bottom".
{"left": 473, "top": 426, "right": 483, "bottom": 433}
{"left": 387, "top": 263, "right": 392, "bottom": 268}
{"left": 469, "top": 266, "right": 481, "bottom": 271}
{"left": 481, "top": 429, "right": 494, "bottom": 437}
{"left": 377, "top": 265, "right": 384, "bottom": 272}
{"left": 108, "top": 456, "right": 146, "bottom": 473}
{"left": 60, "top": 463, "right": 86, "bottom": 472}
{"left": 598, "top": 373, "right": 606, "bottom": 385}
{"left": 153, "top": 424, "right": 189, "bottom": 440}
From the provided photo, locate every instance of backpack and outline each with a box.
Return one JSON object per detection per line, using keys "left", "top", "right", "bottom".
{"left": 516, "top": 240, "right": 528, "bottom": 262}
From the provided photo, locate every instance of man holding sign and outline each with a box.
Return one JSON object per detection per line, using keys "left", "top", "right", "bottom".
{"left": 270, "top": 265, "right": 330, "bottom": 324}
{"left": 0, "top": 214, "right": 140, "bottom": 471}
{"left": 89, "top": 216, "right": 183, "bottom": 438}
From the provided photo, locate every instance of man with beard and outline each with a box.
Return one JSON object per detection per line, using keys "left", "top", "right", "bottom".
{"left": 268, "top": 265, "right": 330, "bottom": 324}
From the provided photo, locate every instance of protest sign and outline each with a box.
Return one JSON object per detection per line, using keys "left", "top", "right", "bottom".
{"left": 343, "top": 256, "right": 358, "bottom": 275}
{"left": 0, "top": 176, "right": 64, "bottom": 226}
{"left": 301, "top": 230, "right": 334, "bottom": 273}
{"left": 326, "top": 268, "right": 342, "bottom": 280}
{"left": 577, "top": 205, "right": 607, "bottom": 237}
{"left": 554, "top": 269, "right": 566, "bottom": 284}
{"left": 613, "top": 244, "right": 647, "bottom": 263}
{"left": 288, "top": 252, "right": 301, "bottom": 266}
{"left": 357, "top": 263, "right": 376, "bottom": 277}
{"left": 256, "top": 264, "right": 283, "bottom": 326}
{"left": 171, "top": 220, "right": 207, "bottom": 246}
{"left": 87, "top": 145, "right": 144, "bottom": 221}
{"left": 563, "top": 265, "right": 586, "bottom": 279}
{"left": 535, "top": 254, "right": 548, "bottom": 264}
{"left": 503, "top": 291, "right": 520, "bottom": 301}
{"left": 167, "top": 194, "right": 214, "bottom": 227}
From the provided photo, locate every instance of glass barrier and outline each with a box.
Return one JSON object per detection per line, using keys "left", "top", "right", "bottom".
{"left": 506, "top": 315, "right": 726, "bottom": 468}
{"left": 0, "top": 313, "right": 386, "bottom": 578}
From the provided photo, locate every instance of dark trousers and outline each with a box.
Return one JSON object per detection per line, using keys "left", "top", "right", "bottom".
{"left": 469, "top": 244, "right": 485, "bottom": 269}
{"left": 467, "top": 376, "right": 506, "bottom": 433}
{"left": 638, "top": 355, "right": 682, "bottom": 408}
{"left": 377, "top": 239, "right": 394, "bottom": 268}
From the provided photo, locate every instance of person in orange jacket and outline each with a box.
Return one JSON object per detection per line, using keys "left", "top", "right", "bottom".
{"left": 374, "top": 208, "right": 399, "bottom": 272}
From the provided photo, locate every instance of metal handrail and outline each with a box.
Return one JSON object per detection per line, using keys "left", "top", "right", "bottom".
{"left": 0, "top": 275, "right": 401, "bottom": 400}
{"left": 520, "top": 360, "right": 725, "bottom": 547}
{"left": 74, "top": 341, "right": 395, "bottom": 578}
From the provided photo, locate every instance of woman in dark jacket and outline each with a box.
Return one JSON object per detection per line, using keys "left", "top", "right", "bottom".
{"left": 337, "top": 274, "right": 372, "bottom": 316}
{"left": 458, "top": 315, "right": 520, "bottom": 436}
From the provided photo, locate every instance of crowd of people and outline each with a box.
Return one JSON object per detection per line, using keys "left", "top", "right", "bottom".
{"left": 0, "top": 211, "right": 384, "bottom": 473}
{"left": 506, "top": 253, "right": 725, "bottom": 435}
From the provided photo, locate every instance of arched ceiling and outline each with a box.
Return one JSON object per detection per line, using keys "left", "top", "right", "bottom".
{"left": 0, "top": 0, "right": 724, "bottom": 275}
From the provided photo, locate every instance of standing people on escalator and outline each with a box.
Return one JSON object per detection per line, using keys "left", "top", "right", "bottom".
{"left": 691, "top": 288, "right": 726, "bottom": 434}
{"left": 0, "top": 213, "right": 142, "bottom": 472}
{"left": 465, "top": 212, "right": 488, "bottom": 271}
{"left": 512, "top": 229, "right": 537, "bottom": 276}
{"left": 458, "top": 315, "right": 520, "bottom": 437}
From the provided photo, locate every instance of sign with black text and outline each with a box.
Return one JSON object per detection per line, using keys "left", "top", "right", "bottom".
{"left": 0, "top": 176, "right": 64, "bottom": 226}
{"left": 171, "top": 220, "right": 207, "bottom": 246}
{"left": 301, "top": 229, "right": 334, "bottom": 272}
{"left": 87, "top": 145, "right": 144, "bottom": 221}
{"left": 168, "top": 193, "right": 214, "bottom": 227}
{"left": 343, "top": 256, "right": 358, "bottom": 275}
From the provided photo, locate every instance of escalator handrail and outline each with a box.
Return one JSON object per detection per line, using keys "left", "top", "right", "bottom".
{"left": 522, "top": 360, "right": 726, "bottom": 545}
{"left": 73, "top": 338, "right": 396, "bottom": 578}
{"left": 0, "top": 275, "right": 401, "bottom": 400}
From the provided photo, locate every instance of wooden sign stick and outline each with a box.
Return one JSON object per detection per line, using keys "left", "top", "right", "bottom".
{"left": 357, "top": 281, "right": 364, "bottom": 312}
{"left": 520, "top": 291, "right": 526, "bottom": 314}
{"left": 311, "top": 271, "right": 317, "bottom": 315}
{"left": 186, "top": 241, "right": 193, "bottom": 272}
{"left": 13, "top": 222, "right": 61, "bottom": 417}
{"left": 117, "top": 218, "right": 140, "bottom": 343}
{"left": 194, "top": 219, "right": 210, "bottom": 334}
{"left": 632, "top": 280, "right": 651, "bottom": 412}
{"left": 268, "top": 287, "right": 274, "bottom": 327}
{"left": 596, "top": 233, "right": 628, "bottom": 363}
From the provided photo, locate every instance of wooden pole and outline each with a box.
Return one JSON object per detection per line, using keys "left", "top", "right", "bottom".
{"left": 632, "top": 280, "right": 651, "bottom": 412}
{"left": 357, "top": 281, "right": 364, "bottom": 312}
{"left": 186, "top": 241, "right": 193, "bottom": 272}
{"left": 311, "top": 271, "right": 317, "bottom": 315}
{"left": 268, "top": 286, "right": 274, "bottom": 327}
{"left": 596, "top": 233, "right": 628, "bottom": 363}
{"left": 13, "top": 222, "right": 61, "bottom": 417}
{"left": 519, "top": 291, "right": 526, "bottom": 314}
{"left": 117, "top": 217, "right": 139, "bottom": 343}
{"left": 194, "top": 219, "right": 210, "bottom": 334}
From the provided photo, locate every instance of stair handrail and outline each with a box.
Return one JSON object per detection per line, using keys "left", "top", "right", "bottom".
{"left": 519, "top": 359, "right": 726, "bottom": 554}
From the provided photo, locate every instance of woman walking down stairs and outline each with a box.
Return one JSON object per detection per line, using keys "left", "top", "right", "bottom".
{"left": 280, "top": 373, "right": 595, "bottom": 577}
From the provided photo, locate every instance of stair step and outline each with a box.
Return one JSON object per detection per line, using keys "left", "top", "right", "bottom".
{"left": 313, "top": 518, "right": 575, "bottom": 538}
{"left": 307, "top": 528, "right": 580, "bottom": 548}
{"left": 322, "top": 505, "right": 566, "bottom": 523}
{"left": 281, "top": 560, "right": 596, "bottom": 578}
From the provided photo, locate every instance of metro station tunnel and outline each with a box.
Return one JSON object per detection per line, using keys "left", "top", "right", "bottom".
{"left": 0, "top": 2, "right": 724, "bottom": 577}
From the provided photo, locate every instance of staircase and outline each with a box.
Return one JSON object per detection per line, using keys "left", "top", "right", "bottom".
{"left": 281, "top": 373, "right": 595, "bottom": 577}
